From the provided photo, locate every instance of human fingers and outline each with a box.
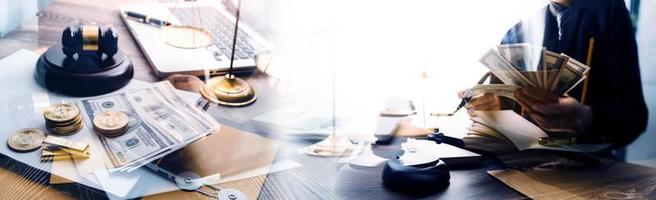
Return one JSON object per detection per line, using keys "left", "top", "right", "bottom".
{"left": 520, "top": 87, "right": 558, "bottom": 103}
{"left": 469, "top": 94, "right": 500, "bottom": 111}
{"left": 527, "top": 112, "right": 553, "bottom": 130}
{"left": 529, "top": 96, "right": 582, "bottom": 117}
{"left": 514, "top": 91, "right": 545, "bottom": 114}
{"left": 458, "top": 89, "right": 470, "bottom": 99}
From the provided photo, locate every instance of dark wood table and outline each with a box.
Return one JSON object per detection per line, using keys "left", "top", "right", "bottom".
{"left": 0, "top": 0, "right": 528, "bottom": 199}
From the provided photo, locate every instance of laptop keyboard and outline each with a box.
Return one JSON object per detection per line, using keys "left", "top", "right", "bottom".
{"left": 170, "top": 7, "right": 257, "bottom": 61}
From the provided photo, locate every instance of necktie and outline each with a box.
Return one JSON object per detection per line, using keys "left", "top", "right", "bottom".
{"left": 552, "top": 3, "right": 571, "bottom": 41}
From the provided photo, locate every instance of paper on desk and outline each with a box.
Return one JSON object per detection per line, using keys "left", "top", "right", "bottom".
{"left": 0, "top": 50, "right": 158, "bottom": 198}
{"left": 122, "top": 159, "right": 302, "bottom": 198}
{"left": 52, "top": 156, "right": 140, "bottom": 197}
{"left": 50, "top": 156, "right": 81, "bottom": 184}
{"left": 53, "top": 83, "right": 206, "bottom": 197}
{"left": 219, "top": 159, "right": 301, "bottom": 184}
{"left": 473, "top": 110, "right": 609, "bottom": 153}
{"left": 0, "top": 49, "right": 301, "bottom": 198}
{"left": 488, "top": 162, "right": 656, "bottom": 199}
{"left": 0, "top": 50, "right": 102, "bottom": 191}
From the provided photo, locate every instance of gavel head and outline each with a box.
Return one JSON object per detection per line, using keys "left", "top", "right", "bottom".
{"left": 61, "top": 25, "right": 119, "bottom": 59}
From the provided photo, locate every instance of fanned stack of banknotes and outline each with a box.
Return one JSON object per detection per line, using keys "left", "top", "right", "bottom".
{"left": 462, "top": 44, "right": 591, "bottom": 153}
{"left": 470, "top": 43, "right": 590, "bottom": 101}
{"left": 80, "top": 82, "right": 218, "bottom": 172}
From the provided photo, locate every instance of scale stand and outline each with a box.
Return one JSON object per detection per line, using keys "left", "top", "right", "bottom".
{"left": 200, "top": 74, "right": 256, "bottom": 106}
{"left": 347, "top": 140, "right": 387, "bottom": 167}
{"left": 304, "top": 24, "right": 355, "bottom": 156}
{"left": 199, "top": 0, "right": 257, "bottom": 107}
{"left": 305, "top": 134, "right": 354, "bottom": 157}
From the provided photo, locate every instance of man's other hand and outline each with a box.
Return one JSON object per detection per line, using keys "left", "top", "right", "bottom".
{"left": 458, "top": 89, "right": 501, "bottom": 116}
{"left": 514, "top": 87, "right": 590, "bottom": 135}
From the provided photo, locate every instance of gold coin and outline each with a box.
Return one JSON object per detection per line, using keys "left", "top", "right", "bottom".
{"left": 94, "top": 126, "right": 128, "bottom": 138}
{"left": 48, "top": 121, "right": 83, "bottom": 136}
{"left": 46, "top": 115, "right": 82, "bottom": 128}
{"left": 43, "top": 103, "right": 80, "bottom": 123}
{"left": 7, "top": 128, "right": 46, "bottom": 152}
{"left": 93, "top": 111, "right": 129, "bottom": 132}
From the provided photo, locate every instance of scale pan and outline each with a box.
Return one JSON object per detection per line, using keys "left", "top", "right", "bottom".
{"left": 161, "top": 25, "right": 213, "bottom": 49}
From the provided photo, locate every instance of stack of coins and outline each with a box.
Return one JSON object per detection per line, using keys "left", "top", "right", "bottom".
{"left": 7, "top": 128, "right": 46, "bottom": 153}
{"left": 44, "top": 103, "right": 83, "bottom": 136}
{"left": 93, "top": 111, "right": 129, "bottom": 138}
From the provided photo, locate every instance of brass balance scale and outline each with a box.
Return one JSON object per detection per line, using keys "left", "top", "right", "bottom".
{"left": 162, "top": 0, "right": 353, "bottom": 157}
{"left": 162, "top": 0, "right": 256, "bottom": 107}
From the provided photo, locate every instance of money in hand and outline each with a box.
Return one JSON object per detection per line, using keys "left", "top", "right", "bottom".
{"left": 479, "top": 43, "right": 590, "bottom": 96}
{"left": 497, "top": 44, "right": 544, "bottom": 87}
{"left": 479, "top": 49, "right": 534, "bottom": 87}
{"left": 466, "top": 84, "right": 521, "bottom": 102}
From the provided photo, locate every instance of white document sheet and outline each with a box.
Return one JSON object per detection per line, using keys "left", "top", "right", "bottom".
{"left": 473, "top": 110, "right": 609, "bottom": 153}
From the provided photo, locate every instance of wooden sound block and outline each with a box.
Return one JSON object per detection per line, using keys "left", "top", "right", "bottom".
{"left": 34, "top": 44, "right": 133, "bottom": 97}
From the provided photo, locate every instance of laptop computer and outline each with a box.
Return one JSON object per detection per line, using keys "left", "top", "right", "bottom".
{"left": 119, "top": 1, "right": 270, "bottom": 78}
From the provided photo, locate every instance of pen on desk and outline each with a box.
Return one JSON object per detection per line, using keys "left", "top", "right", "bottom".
{"left": 124, "top": 11, "right": 172, "bottom": 27}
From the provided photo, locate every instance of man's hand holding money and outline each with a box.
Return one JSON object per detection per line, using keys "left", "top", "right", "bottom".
{"left": 514, "top": 87, "right": 592, "bottom": 135}
{"left": 458, "top": 90, "right": 501, "bottom": 116}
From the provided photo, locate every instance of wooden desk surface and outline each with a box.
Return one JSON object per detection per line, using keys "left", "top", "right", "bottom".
{"left": 0, "top": 0, "right": 527, "bottom": 199}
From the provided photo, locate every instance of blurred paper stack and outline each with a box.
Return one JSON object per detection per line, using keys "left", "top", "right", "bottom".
{"left": 474, "top": 43, "right": 590, "bottom": 98}
{"left": 463, "top": 115, "right": 517, "bottom": 154}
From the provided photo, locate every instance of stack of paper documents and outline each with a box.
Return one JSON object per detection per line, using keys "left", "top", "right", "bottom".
{"left": 463, "top": 111, "right": 608, "bottom": 154}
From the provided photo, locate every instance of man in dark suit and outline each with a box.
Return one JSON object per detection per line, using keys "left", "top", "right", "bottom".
{"left": 466, "top": 0, "right": 648, "bottom": 147}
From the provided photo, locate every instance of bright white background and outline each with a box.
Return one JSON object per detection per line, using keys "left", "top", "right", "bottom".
{"left": 256, "top": 0, "right": 549, "bottom": 135}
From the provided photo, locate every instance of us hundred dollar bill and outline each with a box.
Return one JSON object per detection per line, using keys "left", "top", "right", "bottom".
{"left": 81, "top": 93, "right": 178, "bottom": 171}
{"left": 542, "top": 50, "right": 568, "bottom": 89}
{"left": 497, "top": 44, "right": 544, "bottom": 88}
{"left": 480, "top": 49, "right": 535, "bottom": 88}
{"left": 125, "top": 84, "right": 213, "bottom": 146}
{"left": 466, "top": 84, "right": 521, "bottom": 101}
{"left": 550, "top": 55, "right": 589, "bottom": 94}
{"left": 80, "top": 82, "right": 219, "bottom": 172}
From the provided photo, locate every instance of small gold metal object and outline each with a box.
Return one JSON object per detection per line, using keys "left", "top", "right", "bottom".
{"left": 82, "top": 25, "right": 99, "bottom": 51}
{"left": 43, "top": 135, "right": 89, "bottom": 154}
{"left": 200, "top": 74, "right": 256, "bottom": 107}
{"left": 305, "top": 134, "right": 354, "bottom": 157}
{"left": 538, "top": 137, "right": 576, "bottom": 146}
